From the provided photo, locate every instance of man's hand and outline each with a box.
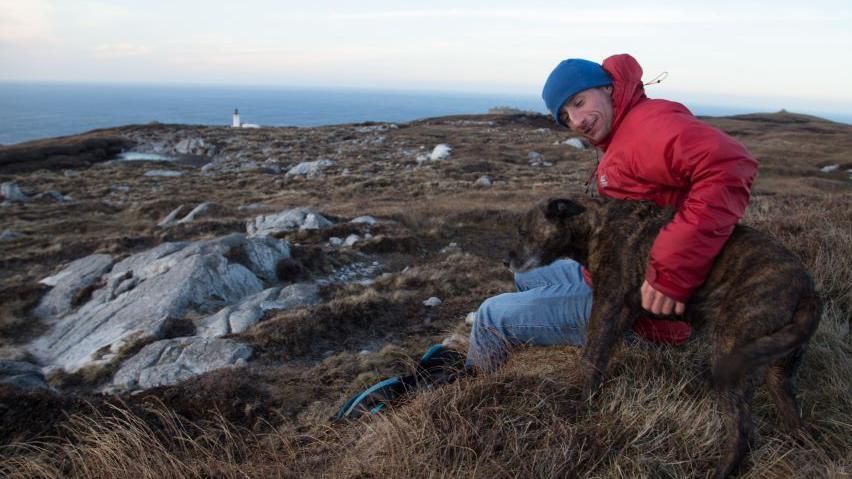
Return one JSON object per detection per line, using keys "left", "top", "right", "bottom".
{"left": 641, "top": 280, "right": 685, "bottom": 315}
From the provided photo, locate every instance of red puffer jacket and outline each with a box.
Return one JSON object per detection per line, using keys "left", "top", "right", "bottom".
{"left": 592, "top": 54, "right": 758, "bottom": 343}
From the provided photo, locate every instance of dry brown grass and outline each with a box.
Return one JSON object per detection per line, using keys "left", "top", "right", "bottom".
{"left": 2, "top": 311, "right": 848, "bottom": 478}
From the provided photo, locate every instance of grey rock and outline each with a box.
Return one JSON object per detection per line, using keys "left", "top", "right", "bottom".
{"left": 177, "top": 202, "right": 211, "bottom": 224}
{"left": 423, "top": 296, "right": 442, "bottom": 307}
{"left": 174, "top": 137, "right": 214, "bottom": 156}
{"left": 820, "top": 164, "right": 839, "bottom": 173}
{"left": 429, "top": 144, "right": 452, "bottom": 161}
{"left": 195, "top": 283, "right": 320, "bottom": 337}
{"left": 34, "top": 254, "right": 115, "bottom": 321}
{"left": 157, "top": 205, "right": 185, "bottom": 227}
{"left": 247, "top": 207, "right": 333, "bottom": 236}
{"left": 261, "top": 282, "right": 321, "bottom": 311}
{"left": 562, "top": 138, "right": 586, "bottom": 149}
{"left": 195, "top": 288, "right": 278, "bottom": 337}
{"left": 0, "top": 230, "right": 23, "bottom": 241}
{"left": 111, "top": 337, "right": 251, "bottom": 391}
{"left": 475, "top": 175, "right": 492, "bottom": 187}
{"left": 40, "top": 191, "right": 71, "bottom": 202}
{"left": 350, "top": 215, "right": 377, "bottom": 225}
{"left": 1, "top": 182, "right": 29, "bottom": 203}
{"left": 301, "top": 213, "right": 324, "bottom": 230}
{"left": 286, "top": 159, "right": 335, "bottom": 177}
{"left": 343, "top": 234, "right": 360, "bottom": 247}
{"left": 0, "top": 360, "right": 50, "bottom": 391}
{"left": 28, "top": 234, "right": 289, "bottom": 373}
{"left": 144, "top": 169, "right": 183, "bottom": 177}
{"left": 329, "top": 237, "right": 344, "bottom": 247}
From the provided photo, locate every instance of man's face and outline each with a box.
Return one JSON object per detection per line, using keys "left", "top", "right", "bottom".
{"left": 559, "top": 86, "right": 614, "bottom": 143}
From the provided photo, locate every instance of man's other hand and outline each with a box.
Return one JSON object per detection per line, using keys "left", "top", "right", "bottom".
{"left": 641, "top": 280, "right": 685, "bottom": 315}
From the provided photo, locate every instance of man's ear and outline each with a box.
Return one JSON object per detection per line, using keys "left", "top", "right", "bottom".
{"left": 544, "top": 198, "right": 585, "bottom": 221}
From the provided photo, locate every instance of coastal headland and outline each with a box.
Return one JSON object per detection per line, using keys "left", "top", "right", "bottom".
{"left": 0, "top": 111, "right": 850, "bottom": 477}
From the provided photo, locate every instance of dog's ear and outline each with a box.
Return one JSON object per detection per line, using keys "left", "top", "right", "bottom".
{"left": 544, "top": 198, "right": 586, "bottom": 221}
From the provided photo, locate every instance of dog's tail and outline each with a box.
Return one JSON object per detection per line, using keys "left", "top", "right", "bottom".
{"left": 713, "top": 289, "right": 822, "bottom": 389}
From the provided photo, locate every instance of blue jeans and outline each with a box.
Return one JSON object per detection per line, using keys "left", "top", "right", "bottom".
{"left": 466, "top": 259, "right": 593, "bottom": 372}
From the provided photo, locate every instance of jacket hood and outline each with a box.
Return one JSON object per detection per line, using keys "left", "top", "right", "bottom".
{"left": 597, "top": 54, "right": 647, "bottom": 150}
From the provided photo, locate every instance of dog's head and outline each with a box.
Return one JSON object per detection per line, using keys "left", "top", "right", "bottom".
{"left": 506, "top": 198, "right": 589, "bottom": 273}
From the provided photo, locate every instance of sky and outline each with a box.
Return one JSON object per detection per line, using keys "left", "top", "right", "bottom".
{"left": 2, "top": 0, "right": 851, "bottom": 116}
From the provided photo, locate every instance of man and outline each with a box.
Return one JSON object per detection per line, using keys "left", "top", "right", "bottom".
{"left": 466, "top": 54, "right": 758, "bottom": 372}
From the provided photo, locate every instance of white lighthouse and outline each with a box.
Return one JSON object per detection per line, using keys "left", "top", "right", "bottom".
{"left": 232, "top": 108, "right": 241, "bottom": 128}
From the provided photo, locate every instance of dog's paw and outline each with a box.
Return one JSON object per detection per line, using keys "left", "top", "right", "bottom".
{"left": 581, "top": 371, "right": 603, "bottom": 400}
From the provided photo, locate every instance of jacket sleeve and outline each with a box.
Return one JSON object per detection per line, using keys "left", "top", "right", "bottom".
{"left": 644, "top": 123, "right": 758, "bottom": 302}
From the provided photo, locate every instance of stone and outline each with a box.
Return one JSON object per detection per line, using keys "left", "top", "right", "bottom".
{"left": 260, "top": 282, "right": 321, "bottom": 311}
{"left": 475, "top": 175, "right": 492, "bottom": 187}
{"left": 440, "top": 242, "right": 462, "bottom": 254}
{"left": 34, "top": 254, "right": 115, "bottom": 321}
{"left": 28, "top": 234, "right": 290, "bottom": 373}
{"left": 343, "top": 234, "right": 360, "bottom": 247}
{"left": 111, "top": 337, "right": 251, "bottom": 391}
{"left": 175, "top": 137, "right": 212, "bottom": 156}
{"left": 145, "top": 169, "right": 183, "bottom": 177}
{"left": 429, "top": 144, "right": 452, "bottom": 161}
{"left": 562, "top": 138, "right": 586, "bottom": 149}
{"left": 286, "top": 159, "right": 335, "bottom": 177}
{"left": 177, "top": 202, "right": 211, "bottom": 223}
{"left": 329, "top": 237, "right": 344, "bottom": 247}
{"left": 41, "top": 191, "right": 71, "bottom": 202}
{"left": 0, "top": 230, "right": 23, "bottom": 241}
{"left": 194, "top": 283, "right": 319, "bottom": 337}
{"left": 527, "top": 151, "right": 544, "bottom": 166}
{"left": 423, "top": 296, "right": 442, "bottom": 307}
{"left": 350, "top": 215, "right": 377, "bottom": 225}
{"left": 820, "top": 164, "right": 839, "bottom": 173}
{"left": 301, "top": 213, "right": 324, "bottom": 230}
{"left": 157, "top": 205, "right": 185, "bottom": 227}
{"left": 465, "top": 311, "right": 477, "bottom": 325}
{"left": 0, "top": 360, "right": 50, "bottom": 391}
{"left": 247, "top": 207, "right": 333, "bottom": 236}
{"left": 1, "top": 181, "right": 29, "bottom": 203}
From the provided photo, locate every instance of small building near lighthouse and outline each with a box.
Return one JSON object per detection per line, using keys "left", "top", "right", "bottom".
{"left": 231, "top": 108, "right": 260, "bottom": 128}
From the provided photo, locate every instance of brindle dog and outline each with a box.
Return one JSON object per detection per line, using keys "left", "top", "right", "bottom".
{"left": 507, "top": 196, "right": 821, "bottom": 479}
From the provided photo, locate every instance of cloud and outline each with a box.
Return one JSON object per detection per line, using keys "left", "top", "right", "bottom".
{"left": 0, "top": 0, "right": 56, "bottom": 43}
{"left": 333, "top": 6, "right": 836, "bottom": 25}
{"left": 94, "top": 43, "right": 153, "bottom": 59}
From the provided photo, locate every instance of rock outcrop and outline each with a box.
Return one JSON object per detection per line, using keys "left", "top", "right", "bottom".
{"left": 194, "top": 282, "right": 320, "bottom": 337}
{"left": 110, "top": 337, "right": 251, "bottom": 391}
{"left": 28, "top": 234, "right": 290, "bottom": 374}
{"left": 247, "top": 207, "right": 333, "bottom": 236}
{"left": 286, "top": 159, "right": 335, "bottom": 177}
{"left": 34, "top": 254, "right": 115, "bottom": 321}
{"left": 0, "top": 360, "right": 51, "bottom": 391}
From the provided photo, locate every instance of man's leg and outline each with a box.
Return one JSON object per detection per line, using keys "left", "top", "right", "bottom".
{"left": 466, "top": 259, "right": 592, "bottom": 372}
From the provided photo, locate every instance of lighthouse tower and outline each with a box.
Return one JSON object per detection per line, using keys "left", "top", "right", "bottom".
{"left": 232, "top": 108, "right": 241, "bottom": 128}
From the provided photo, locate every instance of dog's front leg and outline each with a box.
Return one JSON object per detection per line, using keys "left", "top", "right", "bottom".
{"left": 581, "top": 292, "right": 635, "bottom": 396}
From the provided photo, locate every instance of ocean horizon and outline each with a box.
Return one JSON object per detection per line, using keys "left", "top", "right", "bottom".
{"left": 1, "top": 81, "right": 849, "bottom": 146}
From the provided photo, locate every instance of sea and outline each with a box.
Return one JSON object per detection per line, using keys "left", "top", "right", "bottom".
{"left": 1, "top": 82, "right": 849, "bottom": 146}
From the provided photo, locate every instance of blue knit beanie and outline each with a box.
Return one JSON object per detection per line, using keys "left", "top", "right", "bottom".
{"left": 542, "top": 59, "right": 612, "bottom": 126}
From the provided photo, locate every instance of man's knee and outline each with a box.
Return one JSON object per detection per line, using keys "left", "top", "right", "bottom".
{"left": 473, "top": 294, "right": 509, "bottom": 334}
